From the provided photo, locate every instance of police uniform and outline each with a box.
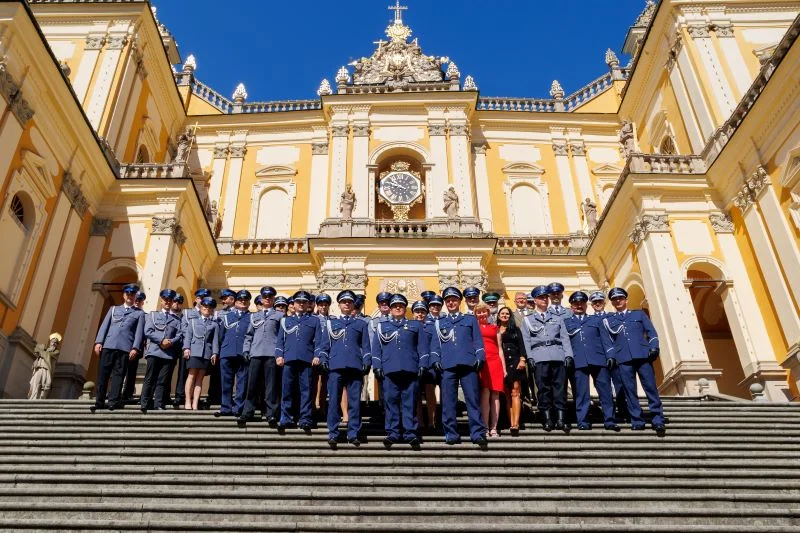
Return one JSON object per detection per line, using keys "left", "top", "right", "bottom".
{"left": 520, "top": 285, "right": 574, "bottom": 430}
{"left": 140, "top": 289, "right": 183, "bottom": 412}
{"left": 207, "top": 289, "right": 236, "bottom": 407}
{"left": 275, "top": 291, "right": 328, "bottom": 430}
{"left": 604, "top": 288, "right": 665, "bottom": 432}
{"left": 590, "top": 291, "right": 629, "bottom": 420}
{"left": 366, "top": 292, "right": 393, "bottom": 409}
{"left": 373, "top": 294, "right": 427, "bottom": 446}
{"left": 182, "top": 299, "right": 221, "bottom": 371}
{"left": 482, "top": 292, "right": 502, "bottom": 324}
{"left": 463, "top": 287, "right": 481, "bottom": 315}
{"left": 92, "top": 284, "right": 145, "bottom": 411}
{"left": 216, "top": 290, "right": 252, "bottom": 417}
{"left": 239, "top": 287, "right": 284, "bottom": 424}
{"left": 430, "top": 287, "right": 488, "bottom": 445}
{"left": 162, "top": 293, "right": 185, "bottom": 408}
{"left": 313, "top": 293, "right": 333, "bottom": 417}
{"left": 322, "top": 290, "right": 371, "bottom": 444}
{"left": 563, "top": 291, "right": 619, "bottom": 430}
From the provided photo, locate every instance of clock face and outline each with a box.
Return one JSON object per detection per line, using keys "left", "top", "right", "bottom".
{"left": 379, "top": 171, "right": 422, "bottom": 205}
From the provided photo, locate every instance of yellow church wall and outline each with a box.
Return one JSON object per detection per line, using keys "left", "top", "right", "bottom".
{"left": 572, "top": 88, "right": 620, "bottom": 114}
{"left": 482, "top": 144, "right": 511, "bottom": 235}
{"left": 291, "top": 144, "right": 313, "bottom": 238}
{"left": 121, "top": 81, "right": 152, "bottom": 163}
{"left": 96, "top": 43, "right": 129, "bottom": 136}
{"left": 540, "top": 144, "right": 569, "bottom": 234}
{"left": 187, "top": 96, "right": 225, "bottom": 116}
{"left": 52, "top": 213, "right": 92, "bottom": 338}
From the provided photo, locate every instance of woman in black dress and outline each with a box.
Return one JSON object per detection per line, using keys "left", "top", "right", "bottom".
{"left": 497, "top": 307, "right": 527, "bottom": 436}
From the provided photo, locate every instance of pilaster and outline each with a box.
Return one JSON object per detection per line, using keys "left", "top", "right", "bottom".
{"left": 86, "top": 32, "right": 128, "bottom": 129}
{"left": 72, "top": 34, "right": 105, "bottom": 104}
{"left": 426, "top": 105, "right": 449, "bottom": 219}
{"left": 472, "top": 142, "right": 493, "bottom": 227}
{"left": 551, "top": 128, "right": 581, "bottom": 233}
{"left": 447, "top": 113, "right": 475, "bottom": 218}
{"left": 711, "top": 22, "right": 753, "bottom": 99}
{"left": 351, "top": 105, "right": 371, "bottom": 219}
{"left": 307, "top": 126, "right": 330, "bottom": 234}
{"left": 218, "top": 132, "right": 247, "bottom": 239}
{"left": 686, "top": 23, "right": 736, "bottom": 119}
{"left": 328, "top": 108, "right": 350, "bottom": 218}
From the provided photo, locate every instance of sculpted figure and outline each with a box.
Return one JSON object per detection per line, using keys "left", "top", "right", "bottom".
{"left": 443, "top": 186, "right": 460, "bottom": 218}
{"left": 582, "top": 198, "right": 598, "bottom": 231}
{"left": 619, "top": 120, "right": 636, "bottom": 158}
{"left": 29, "top": 333, "right": 61, "bottom": 399}
{"left": 340, "top": 184, "right": 356, "bottom": 219}
{"left": 173, "top": 127, "right": 193, "bottom": 163}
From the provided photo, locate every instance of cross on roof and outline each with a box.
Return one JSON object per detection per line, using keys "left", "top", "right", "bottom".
{"left": 388, "top": 0, "right": 407, "bottom": 24}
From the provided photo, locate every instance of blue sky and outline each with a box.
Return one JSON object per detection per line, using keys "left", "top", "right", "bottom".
{"left": 154, "top": 0, "right": 647, "bottom": 102}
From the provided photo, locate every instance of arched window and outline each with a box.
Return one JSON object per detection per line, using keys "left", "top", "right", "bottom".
{"left": 510, "top": 184, "right": 548, "bottom": 235}
{"left": 10, "top": 195, "right": 25, "bottom": 227}
{"left": 659, "top": 136, "right": 678, "bottom": 155}
{"left": 255, "top": 188, "right": 291, "bottom": 239}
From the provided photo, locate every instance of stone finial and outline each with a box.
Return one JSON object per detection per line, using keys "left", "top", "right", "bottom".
{"left": 183, "top": 54, "right": 196, "bottom": 73}
{"left": 635, "top": 0, "right": 657, "bottom": 28}
{"left": 550, "top": 80, "right": 565, "bottom": 99}
{"left": 463, "top": 75, "right": 477, "bottom": 91}
{"left": 151, "top": 6, "right": 159, "bottom": 21}
{"left": 317, "top": 79, "right": 332, "bottom": 96}
{"left": 605, "top": 48, "right": 620, "bottom": 68}
{"left": 335, "top": 66, "right": 351, "bottom": 85}
{"left": 446, "top": 62, "right": 461, "bottom": 80}
{"left": 750, "top": 382, "right": 767, "bottom": 401}
{"left": 232, "top": 83, "right": 248, "bottom": 102}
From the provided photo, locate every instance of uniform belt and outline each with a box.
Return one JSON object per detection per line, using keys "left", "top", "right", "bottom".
{"left": 531, "top": 340, "right": 562, "bottom": 349}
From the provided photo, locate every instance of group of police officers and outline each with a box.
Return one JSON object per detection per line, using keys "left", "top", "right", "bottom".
{"left": 91, "top": 280, "right": 665, "bottom": 448}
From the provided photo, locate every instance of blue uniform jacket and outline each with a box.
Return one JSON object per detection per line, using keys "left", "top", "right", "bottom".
{"left": 95, "top": 305, "right": 145, "bottom": 352}
{"left": 373, "top": 318, "right": 427, "bottom": 374}
{"left": 519, "top": 311, "right": 574, "bottom": 363}
{"left": 182, "top": 315, "right": 220, "bottom": 360}
{"left": 143, "top": 311, "right": 183, "bottom": 360}
{"left": 242, "top": 308, "right": 284, "bottom": 358}
{"left": 429, "top": 313, "right": 486, "bottom": 370}
{"left": 603, "top": 310, "right": 659, "bottom": 363}
{"left": 323, "top": 315, "right": 371, "bottom": 371}
{"left": 564, "top": 314, "right": 615, "bottom": 368}
{"left": 275, "top": 313, "right": 327, "bottom": 363}
{"left": 219, "top": 310, "right": 251, "bottom": 358}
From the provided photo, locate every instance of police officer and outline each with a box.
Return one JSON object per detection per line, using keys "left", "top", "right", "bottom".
{"left": 520, "top": 285, "right": 573, "bottom": 432}
{"left": 239, "top": 287, "right": 283, "bottom": 426}
{"left": 463, "top": 287, "right": 481, "bottom": 314}
{"left": 563, "top": 291, "right": 619, "bottom": 431}
{"left": 605, "top": 288, "right": 665, "bottom": 435}
{"left": 590, "top": 290, "right": 629, "bottom": 420}
{"left": 275, "top": 290, "right": 327, "bottom": 432}
{"left": 254, "top": 295, "right": 263, "bottom": 312}
{"left": 547, "top": 283, "right": 572, "bottom": 319}
{"left": 208, "top": 289, "right": 236, "bottom": 408}
{"left": 140, "top": 289, "right": 182, "bottom": 413}
{"left": 421, "top": 291, "right": 437, "bottom": 305}
{"left": 321, "top": 290, "right": 371, "bottom": 447}
{"left": 373, "top": 294, "right": 427, "bottom": 448}
{"left": 427, "top": 294, "right": 444, "bottom": 319}
{"left": 216, "top": 290, "right": 252, "bottom": 417}
{"left": 313, "top": 293, "right": 333, "bottom": 418}
{"left": 92, "top": 284, "right": 145, "bottom": 412}
{"left": 274, "top": 296, "right": 289, "bottom": 314}
{"left": 163, "top": 293, "right": 186, "bottom": 408}
{"left": 482, "top": 292, "right": 501, "bottom": 324}
{"left": 121, "top": 290, "right": 148, "bottom": 402}
{"left": 414, "top": 300, "right": 438, "bottom": 432}
{"left": 430, "top": 287, "right": 488, "bottom": 446}
{"left": 367, "top": 292, "right": 393, "bottom": 413}
{"left": 412, "top": 301, "right": 428, "bottom": 321}
{"left": 182, "top": 296, "right": 221, "bottom": 410}
{"left": 354, "top": 295, "right": 368, "bottom": 319}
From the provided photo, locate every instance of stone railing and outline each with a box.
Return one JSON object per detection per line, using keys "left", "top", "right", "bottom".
{"left": 176, "top": 75, "right": 323, "bottom": 115}
{"left": 318, "top": 218, "right": 488, "bottom": 238}
{"left": 242, "top": 100, "right": 322, "bottom": 113}
{"left": 495, "top": 235, "right": 591, "bottom": 256}
{"left": 477, "top": 97, "right": 556, "bottom": 112}
{"left": 119, "top": 162, "right": 189, "bottom": 179}
{"left": 341, "top": 82, "right": 454, "bottom": 95}
{"left": 189, "top": 78, "right": 233, "bottom": 113}
{"left": 564, "top": 72, "right": 615, "bottom": 111}
{"left": 628, "top": 153, "right": 706, "bottom": 174}
{"left": 217, "top": 239, "right": 309, "bottom": 255}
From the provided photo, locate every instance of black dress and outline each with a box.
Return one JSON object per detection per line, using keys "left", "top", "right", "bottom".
{"left": 501, "top": 326, "right": 528, "bottom": 387}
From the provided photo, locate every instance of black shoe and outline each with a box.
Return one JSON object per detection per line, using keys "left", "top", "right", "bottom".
{"left": 383, "top": 437, "right": 397, "bottom": 448}
{"left": 237, "top": 418, "right": 247, "bottom": 428}
{"left": 328, "top": 438, "right": 338, "bottom": 449}
{"left": 299, "top": 424, "right": 312, "bottom": 434}
{"left": 107, "top": 405, "right": 116, "bottom": 412}
{"left": 542, "top": 411, "right": 553, "bottom": 432}
{"left": 577, "top": 423, "right": 592, "bottom": 431}
{"left": 445, "top": 438, "right": 461, "bottom": 446}
{"left": 653, "top": 423, "right": 666, "bottom": 436}
{"left": 510, "top": 427, "right": 520, "bottom": 437}
{"left": 473, "top": 436, "right": 488, "bottom": 449}
{"left": 139, "top": 406, "right": 147, "bottom": 414}
{"left": 348, "top": 437, "right": 361, "bottom": 447}
{"left": 408, "top": 437, "right": 421, "bottom": 450}
{"left": 266, "top": 417, "right": 278, "bottom": 428}
{"left": 631, "top": 424, "right": 646, "bottom": 431}
{"left": 277, "top": 424, "right": 287, "bottom": 434}
{"left": 604, "top": 423, "right": 621, "bottom": 432}
{"left": 90, "top": 405, "right": 98, "bottom": 413}
{"left": 554, "top": 410, "right": 566, "bottom": 431}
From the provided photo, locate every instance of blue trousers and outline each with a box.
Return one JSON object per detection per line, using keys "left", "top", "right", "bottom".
{"left": 618, "top": 359, "right": 664, "bottom": 426}
{"left": 441, "top": 366, "right": 486, "bottom": 443}
{"left": 383, "top": 371, "right": 419, "bottom": 442}
{"left": 280, "top": 360, "right": 313, "bottom": 426}
{"left": 327, "top": 369, "right": 363, "bottom": 440}
{"left": 575, "top": 365, "right": 615, "bottom": 427}
{"left": 610, "top": 366, "right": 629, "bottom": 416}
{"left": 220, "top": 356, "right": 248, "bottom": 415}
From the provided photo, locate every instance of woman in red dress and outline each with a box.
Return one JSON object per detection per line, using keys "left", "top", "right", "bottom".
{"left": 475, "top": 303, "right": 507, "bottom": 437}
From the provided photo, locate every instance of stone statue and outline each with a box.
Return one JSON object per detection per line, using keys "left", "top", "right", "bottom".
{"left": 173, "top": 127, "right": 193, "bottom": 163}
{"left": 619, "top": 120, "right": 636, "bottom": 158}
{"left": 29, "top": 333, "right": 61, "bottom": 400}
{"left": 340, "top": 184, "right": 356, "bottom": 219}
{"left": 582, "top": 198, "right": 598, "bottom": 231}
{"left": 443, "top": 186, "right": 460, "bottom": 218}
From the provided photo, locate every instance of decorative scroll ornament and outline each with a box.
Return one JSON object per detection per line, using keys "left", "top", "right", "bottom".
{"left": 629, "top": 214, "right": 669, "bottom": 245}
{"left": 461, "top": 273, "right": 488, "bottom": 291}
{"left": 348, "top": 3, "right": 450, "bottom": 90}
{"left": 151, "top": 216, "right": 178, "bottom": 235}
{"left": 384, "top": 279, "right": 420, "bottom": 301}
{"left": 91, "top": 217, "right": 113, "bottom": 236}
{"left": 438, "top": 274, "right": 460, "bottom": 291}
{"left": 634, "top": 0, "right": 657, "bottom": 28}
{"left": 312, "top": 142, "right": 329, "bottom": 155}
{"left": 709, "top": 213, "right": 734, "bottom": 233}
{"left": 316, "top": 272, "right": 345, "bottom": 291}
{"left": 61, "top": 172, "right": 89, "bottom": 218}
{"left": 344, "top": 273, "right": 368, "bottom": 290}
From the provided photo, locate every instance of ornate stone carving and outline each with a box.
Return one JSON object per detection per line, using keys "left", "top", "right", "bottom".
{"left": 570, "top": 141, "right": 586, "bottom": 157}
{"left": 229, "top": 145, "right": 247, "bottom": 158}
{"left": 446, "top": 62, "right": 460, "bottom": 80}
{"left": 747, "top": 166, "right": 770, "bottom": 197}
{"left": 709, "top": 213, "right": 734, "bottom": 233}
{"left": 173, "top": 225, "right": 187, "bottom": 247}
{"left": 552, "top": 141, "right": 569, "bottom": 157}
{"left": 151, "top": 216, "right": 178, "bottom": 235}
{"left": 28, "top": 333, "right": 61, "bottom": 400}
{"left": 472, "top": 143, "right": 488, "bottom": 155}
{"left": 630, "top": 214, "right": 669, "bottom": 245}
{"left": 383, "top": 279, "right": 421, "bottom": 301}
{"left": 733, "top": 185, "right": 754, "bottom": 212}
{"left": 317, "top": 79, "right": 332, "bottom": 96}
{"left": 605, "top": 49, "right": 620, "bottom": 68}
{"left": 340, "top": 184, "right": 356, "bottom": 219}
{"left": 173, "top": 127, "right": 194, "bottom": 163}
{"left": 232, "top": 83, "right": 248, "bottom": 102}
{"left": 443, "top": 186, "right": 460, "bottom": 218}
{"left": 10, "top": 95, "right": 34, "bottom": 125}
{"left": 427, "top": 124, "right": 447, "bottom": 136}
{"left": 84, "top": 35, "right": 106, "bottom": 51}
{"left": 182, "top": 54, "right": 197, "bottom": 72}
{"left": 634, "top": 0, "right": 656, "bottom": 28}
{"left": 687, "top": 24, "right": 711, "bottom": 39}
{"left": 666, "top": 38, "right": 683, "bottom": 71}
{"left": 344, "top": 273, "right": 368, "bottom": 290}
{"left": 61, "top": 172, "right": 88, "bottom": 218}
{"left": 106, "top": 35, "right": 128, "bottom": 50}
{"left": 619, "top": 120, "right": 636, "bottom": 158}
{"left": 316, "top": 272, "right": 346, "bottom": 291}
{"left": 550, "top": 80, "right": 565, "bottom": 99}
{"left": 0, "top": 58, "right": 34, "bottom": 125}
{"left": 463, "top": 75, "right": 477, "bottom": 91}
{"left": 335, "top": 66, "right": 351, "bottom": 85}
{"left": 449, "top": 124, "right": 468, "bottom": 136}
{"left": 438, "top": 273, "right": 460, "bottom": 291}
{"left": 713, "top": 23, "right": 735, "bottom": 38}
{"left": 213, "top": 145, "right": 229, "bottom": 159}
{"left": 90, "top": 217, "right": 113, "bottom": 237}
{"left": 352, "top": 124, "right": 370, "bottom": 137}
{"left": 312, "top": 142, "right": 329, "bottom": 155}
{"left": 461, "top": 273, "right": 488, "bottom": 291}
{"left": 331, "top": 125, "right": 349, "bottom": 137}
{"left": 582, "top": 198, "right": 598, "bottom": 231}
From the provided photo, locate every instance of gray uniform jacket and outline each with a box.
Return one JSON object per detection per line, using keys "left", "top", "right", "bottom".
{"left": 95, "top": 305, "right": 145, "bottom": 352}
{"left": 242, "top": 308, "right": 284, "bottom": 358}
{"left": 548, "top": 305, "right": 574, "bottom": 320}
{"left": 144, "top": 311, "right": 183, "bottom": 360}
{"left": 519, "top": 310, "right": 574, "bottom": 363}
{"left": 182, "top": 315, "right": 220, "bottom": 360}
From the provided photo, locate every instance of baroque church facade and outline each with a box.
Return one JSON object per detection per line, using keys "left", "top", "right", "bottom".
{"left": 0, "top": 0, "right": 799, "bottom": 402}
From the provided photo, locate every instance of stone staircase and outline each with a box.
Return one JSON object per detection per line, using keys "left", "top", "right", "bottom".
{"left": 0, "top": 399, "right": 798, "bottom": 531}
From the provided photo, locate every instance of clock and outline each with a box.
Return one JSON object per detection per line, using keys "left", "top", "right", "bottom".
{"left": 379, "top": 171, "right": 422, "bottom": 205}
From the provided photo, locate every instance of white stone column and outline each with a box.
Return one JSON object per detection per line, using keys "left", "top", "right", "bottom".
{"left": 667, "top": 46, "right": 705, "bottom": 153}
{"left": 86, "top": 33, "right": 127, "bottom": 130}
{"left": 687, "top": 24, "right": 736, "bottom": 119}
{"left": 552, "top": 139, "right": 581, "bottom": 233}
{"left": 631, "top": 214, "right": 718, "bottom": 394}
{"left": 427, "top": 122, "right": 449, "bottom": 219}
{"left": 328, "top": 123, "right": 349, "bottom": 218}
{"left": 712, "top": 23, "right": 753, "bottom": 99}
{"left": 0, "top": 99, "right": 24, "bottom": 187}
{"left": 569, "top": 141, "right": 594, "bottom": 204}
{"left": 106, "top": 43, "right": 145, "bottom": 154}
{"left": 207, "top": 143, "right": 229, "bottom": 206}
{"left": 142, "top": 216, "right": 181, "bottom": 308}
{"left": 448, "top": 121, "right": 476, "bottom": 218}
{"left": 219, "top": 142, "right": 246, "bottom": 239}
{"left": 472, "top": 143, "right": 493, "bottom": 229}
{"left": 72, "top": 34, "right": 105, "bottom": 105}
{"left": 351, "top": 118, "right": 371, "bottom": 219}
{"left": 307, "top": 134, "right": 330, "bottom": 234}
{"left": 675, "top": 37, "right": 716, "bottom": 140}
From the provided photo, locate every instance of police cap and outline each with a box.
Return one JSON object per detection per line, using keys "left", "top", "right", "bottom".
{"left": 443, "top": 287, "right": 463, "bottom": 300}
{"left": 200, "top": 297, "right": 217, "bottom": 309}
{"left": 236, "top": 290, "right": 252, "bottom": 301}
{"left": 609, "top": 287, "right": 629, "bottom": 300}
{"left": 547, "top": 282, "right": 565, "bottom": 294}
{"left": 531, "top": 286, "right": 549, "bottom": 299}
{"left": 260, "top": 286, "right": 277, "bottom": 298}
{"left": 412, "top": 301, "right": 428, "bottom": 313}
{"left": 463, "top": 287, "right": 481, "bottom": 298}
{"left": 389, "top": 294, "right": 408, "bottom": 307}
{"left": 316, "top": 293, "right": 332, "bottom": 305}
{"left": 568, "top": 291, "right": 589, "bottom": 304}
{"left": 376, "top": 292, "right": 393, "bottom": 304}
{"left": 159, "top": 289, "right": 177, "bottom": 300}
{"left": 421, "top": 291, "right": 437, "bottom": 303}
{"left": 194, "top": 288, "right": 211, "bottom": 298}
{"left": 337, "top": 290, "right": 356, "bottom": 303}
{"left": 589, "top": 291, "right": 606, "bottom": 303}
{"left": 293, "top": 291, "right": 312, "bottom": 302}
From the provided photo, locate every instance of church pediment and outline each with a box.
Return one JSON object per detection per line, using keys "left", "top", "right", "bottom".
{"left": 592, "top": 164, "right": 624, "bottom": 175}
{"left": 255, "top": 165, "right": 297, "bottom": 179}
{"left": 502, "top": 163, "right": 546, "bottom": 176}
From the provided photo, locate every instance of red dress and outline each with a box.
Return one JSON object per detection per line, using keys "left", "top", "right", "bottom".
{"left": 479, "top": 323, "right": 505, "bottom": 392}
